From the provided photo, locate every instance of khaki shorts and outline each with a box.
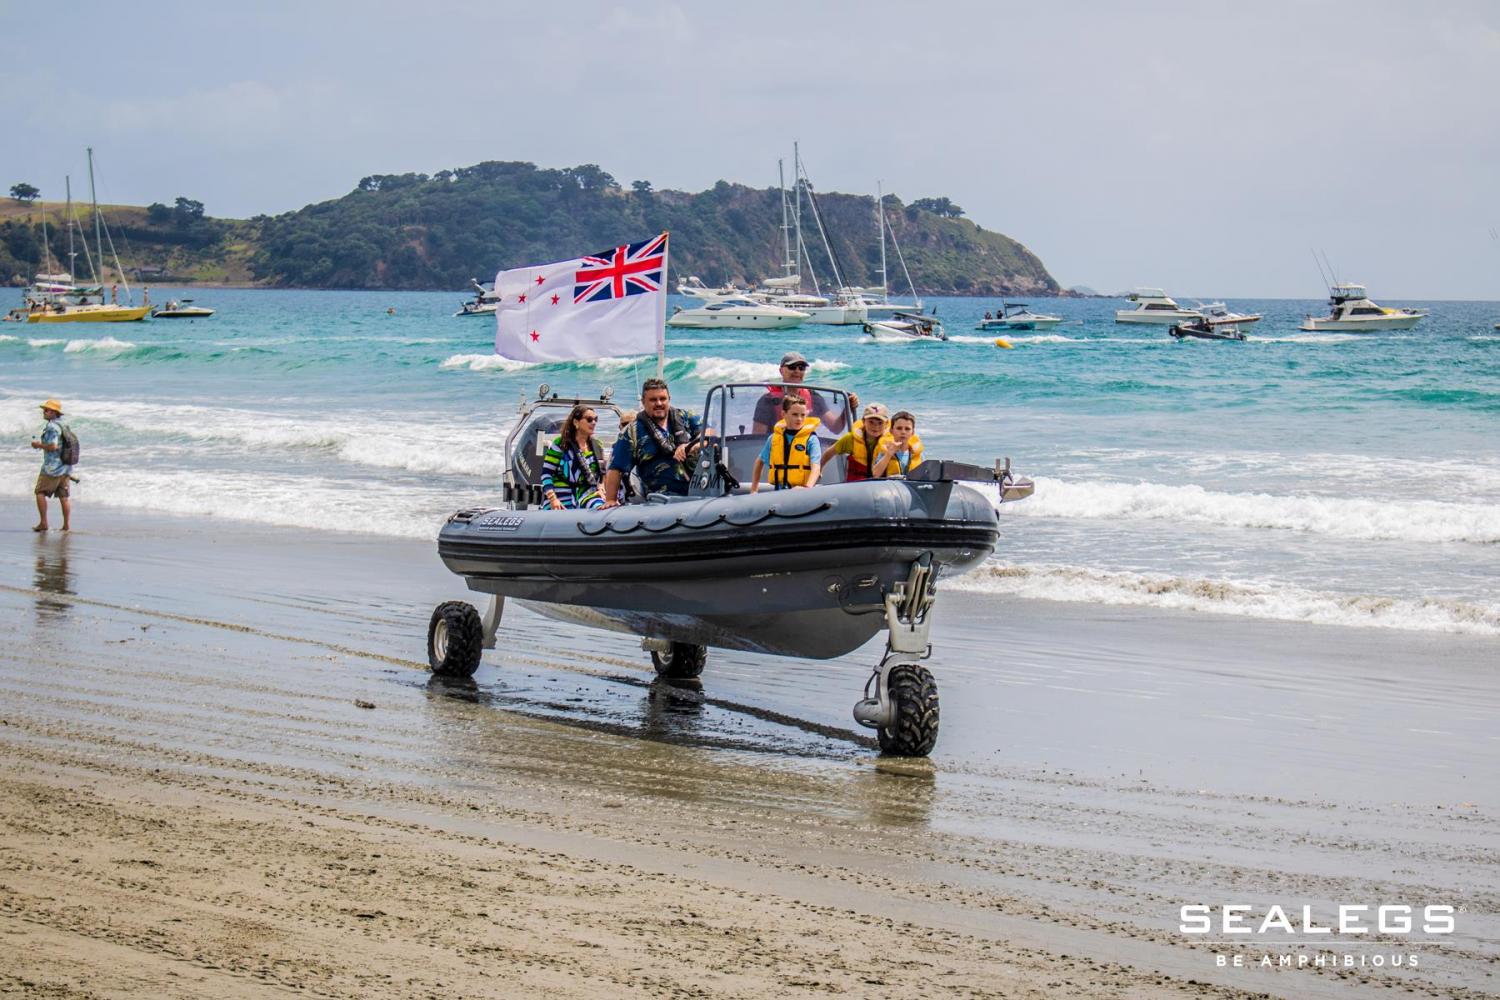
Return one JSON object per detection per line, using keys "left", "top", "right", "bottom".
{"left": 35, "top": 472, "right": 70, "bottom": 499}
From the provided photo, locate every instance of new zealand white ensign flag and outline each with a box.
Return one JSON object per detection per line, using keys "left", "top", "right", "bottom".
{"left": 494, "top": 232, "right": 668, "bottom": 363}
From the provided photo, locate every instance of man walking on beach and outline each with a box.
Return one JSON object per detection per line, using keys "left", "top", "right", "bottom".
{"left": 31, "top": 399, "right": 73, "bottom": 532}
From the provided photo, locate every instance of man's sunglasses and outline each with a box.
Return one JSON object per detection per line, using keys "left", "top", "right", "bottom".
{"left": 784, "top": 362, "right": 809, "bottom": 371}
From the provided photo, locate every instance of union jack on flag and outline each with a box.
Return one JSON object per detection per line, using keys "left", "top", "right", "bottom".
{"left": 573, "top": 233, "right": 668, "bottom": 304}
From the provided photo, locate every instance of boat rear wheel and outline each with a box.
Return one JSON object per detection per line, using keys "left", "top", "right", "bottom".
{"left": 877, "top": 664, "right": 940, "bottom": 756}
{"left": 651, "top": 642, "right": 707, "bottom": 680}
{"left": 427, "top": 601, "right": 484, "bottom": 678}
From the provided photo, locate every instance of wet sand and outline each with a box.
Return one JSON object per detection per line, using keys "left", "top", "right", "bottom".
{"left": 1, "top": 509, "right": 1496, "bottom": 998}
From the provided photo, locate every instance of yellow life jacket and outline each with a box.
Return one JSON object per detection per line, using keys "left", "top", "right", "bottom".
{"left": 845, "top": 430, "right": 895, "bottom": 481}
{"left": 883, "top": 433, "right": 924, "bottom": 477}
{"left": 769, "top": 417, "right": 821, "bottom": 489}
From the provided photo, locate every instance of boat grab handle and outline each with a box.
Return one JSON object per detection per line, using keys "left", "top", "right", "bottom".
{"left": 576, "top": 501, "right": 834, "bottom": 537}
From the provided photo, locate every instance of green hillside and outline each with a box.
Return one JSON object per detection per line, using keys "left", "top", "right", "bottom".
{"left": 4, "top": 161, "right": 1060, "bottom": 295}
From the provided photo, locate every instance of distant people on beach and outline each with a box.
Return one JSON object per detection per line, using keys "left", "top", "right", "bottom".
{"left": 30, "top": 399, "right": 73, "bottom": 532}
{"left": 541, "top": 404, "right": 607, "bottom": 510}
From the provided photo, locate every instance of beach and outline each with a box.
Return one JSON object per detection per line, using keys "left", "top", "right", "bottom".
{"left": 2, "top": 508, "right": 1494, "bottom": 998}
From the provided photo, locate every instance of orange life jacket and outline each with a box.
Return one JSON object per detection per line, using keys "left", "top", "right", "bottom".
{"left": 769, "top": 417, "right": 821, "bottom": 489}
{"left": 843, "top": 430, "right": 895, "bottom": 481}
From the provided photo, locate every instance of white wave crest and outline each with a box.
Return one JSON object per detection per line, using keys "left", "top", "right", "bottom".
{"left": 996, "top": 476, "right": 1500, "bottom": 544}
{"left": 0, "top": 334, "right": 17, "bottom": 343}
{"left": 29, "top": 338, "right": 64, "bottom": 347}
{"left": 952, "top": 564, "right": 1500, "bottom": 637}
{"left": 441, "top": 353, "right": 536, "bottom": 371}
{"left": 64, "top": 336, "right": 136, "bottom": 354}
{"left": 1246, "top": 333, "right": 1364, "bottom": 344}
{"left": 678, "top": 357, "right": 848, "bottom": 382}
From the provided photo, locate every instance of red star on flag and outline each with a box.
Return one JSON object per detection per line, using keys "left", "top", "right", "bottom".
{"left": 518, "top": 293, "right": 526, "bottom": 303}
{"left": 530, "top": 331, "right": 539, "bottom": 341}
{"left": 551, "top": 293, "right": 560, "bottom": 305}
{"left": 535, "top": 275, "right": 544, "bottom": 285}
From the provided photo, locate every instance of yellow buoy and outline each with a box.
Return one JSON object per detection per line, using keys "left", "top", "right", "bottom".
{"left": 994, "top": 338, "right": 1014, "bottom": 349}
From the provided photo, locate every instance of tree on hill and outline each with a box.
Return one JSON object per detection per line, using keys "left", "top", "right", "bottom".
{"left": 9, "top": 183, "right": 40, "bottom": 204}
{"left": 909, "top": 197, "right": 964, "bottom": 219}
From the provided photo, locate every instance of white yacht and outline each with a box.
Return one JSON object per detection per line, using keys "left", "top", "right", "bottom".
{"left": 667, "top": 297, "right": 809, "bottom": 330}
{"left": 863, "top": 312, "right": 947, "bottom": 342}
{"left": 1300, "top": 284, "right": 1426, "bottom": 332}
{"left": 1115, "top": 288, "right": 1202, "bottom": 325}
{"left": 676, "top": 276, "right": 746, "bottom": 301}
{"left": 978, "top": 302, "right": 1064, "bottom": 331}
{"left": 1197, "top": 301, "right": 1262, "bottom": 326}
{"left": 455, "top": 279, "right": 498, "bottom": 317}
{"left": 755, "top": 278, "right": 869, "bottom": 325}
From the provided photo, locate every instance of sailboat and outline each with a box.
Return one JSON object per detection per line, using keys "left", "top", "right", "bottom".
{"left": 25, "top": 149, "right": 149, "bottom": 324}
{"left": 862, "top": 183, "right": 926, "bottom": 320}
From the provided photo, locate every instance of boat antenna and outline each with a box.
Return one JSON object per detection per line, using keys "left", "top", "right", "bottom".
{"left": 1320, "top": 250, "right": 1341, "bottom": 288}
{"left": 1310, "top": 248, "right": 1331, "bottom": 292}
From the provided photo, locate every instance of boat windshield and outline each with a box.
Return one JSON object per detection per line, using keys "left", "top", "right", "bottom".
{"left": 701, "top": 382, "right": 855, "bottom": 486}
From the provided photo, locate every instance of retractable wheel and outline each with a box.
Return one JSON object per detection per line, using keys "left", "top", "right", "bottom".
{"left": 427, "top": 601, "right": 484, "bottom": 678}
{"left": 877, "top": 663, "right": 940, "bottom": 756}
{"left": 651, "top": 642, "right": 707, "bottom": 680}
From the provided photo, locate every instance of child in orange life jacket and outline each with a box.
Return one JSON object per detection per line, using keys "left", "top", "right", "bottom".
{"left": 825, "top": 402, "right": 894, "bottom": 481}
{"left": 750, "top": 395, "right": 823, "bottom": 492}
{"left": 873, "top": 410, "right": 924, "bottom": 477}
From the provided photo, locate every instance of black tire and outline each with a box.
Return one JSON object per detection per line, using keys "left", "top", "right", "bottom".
{"left": 650, "top": 642, "right": 707, "bottom": 680}
{"left": 877, "top": 664, "right": 940, "bottom": 756}
{"left": 427, "top": 601, "right": 483, "bottom": 678}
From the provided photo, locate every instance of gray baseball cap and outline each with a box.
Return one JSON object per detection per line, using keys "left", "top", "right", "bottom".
{"left": 779, "top": 351, "right": 808, "bottom": 366}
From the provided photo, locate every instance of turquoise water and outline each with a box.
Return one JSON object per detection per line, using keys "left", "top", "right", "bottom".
{"left": 4, "top": 289, "right": 1498, "bottom": 635}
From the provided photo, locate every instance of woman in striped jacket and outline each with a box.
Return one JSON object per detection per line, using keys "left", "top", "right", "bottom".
{"left": 541, "top": 404, "right": 607, "bottom": 510}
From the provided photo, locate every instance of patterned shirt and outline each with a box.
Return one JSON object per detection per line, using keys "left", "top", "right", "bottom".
{"left": 540, "top": 437, "right": 605, "bottom": 509}
{"left": 39, "top": 419, "right": 69, "bottom": 477}
{"left": 609, "top": 409, "right": 703, "bottom": 496}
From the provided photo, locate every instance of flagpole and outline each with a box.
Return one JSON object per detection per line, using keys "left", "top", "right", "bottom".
{"left": 656, "top": 231, "right": 669, "bottom": 379}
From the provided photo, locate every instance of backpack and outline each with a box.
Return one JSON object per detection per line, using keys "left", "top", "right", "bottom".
{"left": 59, "top": 424, "right": 80, "bottom": 466}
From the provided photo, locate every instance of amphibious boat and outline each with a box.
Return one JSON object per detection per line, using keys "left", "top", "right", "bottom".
{"left": 430, "top": 381, "right": 1032, "bottom": 756}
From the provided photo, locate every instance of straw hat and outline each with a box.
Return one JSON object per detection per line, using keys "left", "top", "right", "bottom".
{"left": 40, "top": 399, "right": 63, "bottom": 415}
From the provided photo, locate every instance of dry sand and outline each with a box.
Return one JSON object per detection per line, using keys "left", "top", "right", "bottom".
{"left": 0, "top": 512, "right": 1495, "bottom": 998}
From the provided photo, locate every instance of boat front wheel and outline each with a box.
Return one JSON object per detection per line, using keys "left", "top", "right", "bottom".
{"left": 651, "top": 642, "right": 707, "bottom": 680}
{"left": 877, "top": 664, "right": 940, "bottom": 756}
{"left": 427, "top": 601, "right": 484, "bottom": 678}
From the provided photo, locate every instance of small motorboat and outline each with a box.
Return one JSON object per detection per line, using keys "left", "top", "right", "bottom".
{"left": 455, "top": 278, "right": 499, "bottom": 317}
{"left": 1300, "top": 284, "right": 1426, "bottom": 332}
{"left": 863, "top": 312, "right": 947, "bottom": 342}
{"left": 1196, "top": 301, "right": 1261, "bottom": 326}
{"left": 151, "top": 299, "right": 215, "bottom": 319}
{"left": 1169, "top": 316, "right": 1246, "bottom": 341}
{"left": 428, "top": 381, "right": 1033, "bottom": 757}
{"left": 666, "top": 297, "right": 809, "bottom": 329}
{"left": 977, "top": 302, "right": 1063, "bottom": 331}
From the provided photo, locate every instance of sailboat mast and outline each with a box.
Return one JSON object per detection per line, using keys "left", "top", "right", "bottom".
{"left": 69, "top": 175, "right": 98, "bottom": 284}
{"left": 65, "top": 177, "right": 75, "bottom": 277}
{"left": 39, "top": 195, "right": 54, "bottom": 276}
{"left": 778, "top": 159, "right": 794, "bottom": 279}
{"left": 792, "top": 142, "right": 804, "bottom": 290}
{"left": 88, "top": 148, "right": 105, "bottom": 284}
{"left": 876, "top": 181, "right": 888, "bottom": 303}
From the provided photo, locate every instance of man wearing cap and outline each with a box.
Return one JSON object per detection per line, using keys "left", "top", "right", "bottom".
{"left": 824, "top": 402, "right": 896, "bottom": 483}
{"left": 30, "top": 399, "right": 73, "bottom": 532}
{"left": 751, "top": 351, "right": 859, "bottom": 434}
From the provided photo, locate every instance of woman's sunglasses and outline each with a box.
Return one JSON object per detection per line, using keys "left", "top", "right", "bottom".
{"left": 580, "top": 415, "right": 598, "bottom": 423}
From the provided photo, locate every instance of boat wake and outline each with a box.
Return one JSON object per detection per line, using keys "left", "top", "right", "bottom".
{"left": 954, "top": 563, "right": 1500, "bottom": 636}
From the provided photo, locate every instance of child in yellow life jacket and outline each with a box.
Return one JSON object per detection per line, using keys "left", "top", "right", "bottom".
{"left": 873, "top": 410, "right": 924, "bottom": 477}
{"left": 750, "top": 395, "right": 823, "bottom": 492}
{"left": 826, "top": 402, "right": 894, "bottom": 481}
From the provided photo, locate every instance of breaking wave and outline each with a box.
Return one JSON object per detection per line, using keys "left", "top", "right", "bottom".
{"left": 993, "top": 477, "right": 1500, "bottom": 545}
{"left": 64, "top": 336, "right": 136, "bottom": 354}
{"left": 954, "top": 564, "right": 1500, "bottom": 636}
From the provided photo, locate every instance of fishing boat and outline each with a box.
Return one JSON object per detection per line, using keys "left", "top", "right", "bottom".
{"left": 455, "top": 279, "right": 499, "bottom": 316}
{"left": 864, "top": 312, "right": 947, "bottom": 342}
{"left": 428, "top": 382, "right": 1033, "bottom": 757}
{"left": 1114, "top": 288, "right": 1202, "bottom": 325}
{"left": 667, "top": 297, "right": 809, "bottom": 330}
{"left": 978, "top": 302, "right": 1063, "bottom": 331}
{"left": 1197, "top": 301, "right": 1261, "bottom": 326}
{"left": 1299, "top": 284, "right": 1426, "bottom": 332}
{"left": 151, "top": 299, "right": 215, "bottom": 319}
{"left": 1169, "top": 316, "right": 1246, "bottom": 341}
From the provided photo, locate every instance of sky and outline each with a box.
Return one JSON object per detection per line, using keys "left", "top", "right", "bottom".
{"left": 3, "top": 0, "right": 1497, "bottom": 299}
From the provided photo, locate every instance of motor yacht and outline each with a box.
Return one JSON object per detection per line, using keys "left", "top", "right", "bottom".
{"left": 455, "top": 279, "right": 499, "bottom": 316}
{"left": 863, "top": 312, "right": 947, "bottom": 342}
{"left": 667, "top": 297, "right": 809, "bottom": 330}
{"left": 676, "top": 276, "right": 747, "bottom": 301}
{"left": 1114, "top": 288, "right": 1202, "bottom": 325}
{"left": 1196, "top": 301, "right": 1261, "bottom": 326}
{"left": 978, "top": 302, "right": 1063, "bottom": 331}
{"left": 151, "top": 298, "right": 215, "bottom": 319}
{"left": 1300, "top": 284, "right": 1426, "bottom": 332}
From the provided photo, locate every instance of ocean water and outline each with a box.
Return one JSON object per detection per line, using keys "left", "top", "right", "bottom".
{"left": 4, "top": 289, "right": 1498, "bottom": 637}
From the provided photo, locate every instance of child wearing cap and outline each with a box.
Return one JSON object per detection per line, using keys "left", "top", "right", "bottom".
{"left": 824, "top": 403, "right": 894, "bottom": 482}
